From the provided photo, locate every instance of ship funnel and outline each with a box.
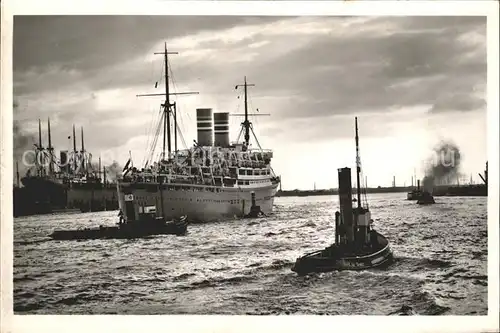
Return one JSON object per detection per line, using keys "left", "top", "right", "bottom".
{"left": 213, "top": 112, "right": 230, "bottom": 147}
{"left": 338, "top": 167, "right": 355, "bottom": 244}
{"left": 196, "top": 108, "right": 213, "bottom": 146}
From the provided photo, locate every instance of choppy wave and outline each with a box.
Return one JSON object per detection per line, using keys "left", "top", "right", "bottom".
{"left": 13, "top": 194, "right": 487, "bottom": 314}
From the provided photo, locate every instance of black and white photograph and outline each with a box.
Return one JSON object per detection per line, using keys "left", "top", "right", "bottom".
{"left": 1, "top": 1, "right": 499, "bottom": 332}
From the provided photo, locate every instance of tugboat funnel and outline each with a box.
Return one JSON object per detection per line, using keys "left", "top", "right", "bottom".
{"left": 337, "top": 167, "right": 355, "bottom": 244}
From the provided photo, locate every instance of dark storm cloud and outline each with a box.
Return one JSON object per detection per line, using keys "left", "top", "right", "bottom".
{"left": 13, "top": 15, "right": 278, "bottom": 72}
{"left": 165, "top": 16, "right": 486, "bottom": 119}
{"left": 13, "top": 15, "right": 486, "bottom": 150}
{"left": 13, "top": 15, "right": 280, "bottom": 95}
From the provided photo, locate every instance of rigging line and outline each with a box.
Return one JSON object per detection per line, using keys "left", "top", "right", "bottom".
{"left": 142, "top": 105, "right": 161, "bottom": 166}
{"left": 231, "top": 89, "right": 244, "bottom": 142}
{"left": 150, "top": 106, "right": 163, "bottom": 157}
{"left": 236, "top": 126, "right": 244, "bottom": 143}
{"left": 168, "top": 63, "right": 189, "bottom": 144}
{"left": 144, "top": 106, "right": 162, "bottom": 166}
{"left": 147, "top": 110, "right": 163, "bottom": 166}
{"left": 176, "top": 118, "right": 188, "bottom": 150}
{"left": 151, "top": 112, "right": 163, "bottom": 160}
{"left": 176, "top": 104, "right": 188, "bottom": 149}
{"left": 362, "top": 172, "right": 369, "bottom": 210}
{"left": 178, "top": 103, "right": 188, "bottom": 140}
{"left": 169, "top": 65, "right": 186, "bottom": 139}
{"left": 157, "top": 57, "right": 165, "bottom": 87}
{"left": 142, "top": 53, "right": 164, "bottom": 162}
{"left": 146, "top": 118, "right": 156, "bottom": 164}
{"left": 249, "top": 124, "right": 276, "bottom": 177}
{"left": 248, "top": 95, "right": 261, "bottom": 129}
{"left": 357, "top": 144, "right": 369, "bottom": 210}
{"left": 249, "top": 124, "right": 263, "bottom": 151}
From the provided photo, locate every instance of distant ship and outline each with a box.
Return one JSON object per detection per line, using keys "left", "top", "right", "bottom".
{"left": 407, "top": 179, "right": 422, "bottom": 200}
{"left": 432, "top": 162, "right": 488, "bottom": 197}
{"left": 13, "top": 119, "right": 119, "bottom": 217}
{"left": 117, "top": 42, "right": 281, "bottom": 223}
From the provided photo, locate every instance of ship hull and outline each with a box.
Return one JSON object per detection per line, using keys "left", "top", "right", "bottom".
{"left": 291, "top": 231, "right": 393, "bottom": 275}
{"left": 14, "top": 183, "right": 120, "bottom": 217}
{"left": 117, "top": 182, "right": 279, "bottom": 223}
{"left": 67, "top": 185, "right": 119, "bottom": 212}
{"left": 432, "top": 184, "right": 487, "bottom": 197}
{"left": 49, "top": 218, "right": 187, "bottom": 240}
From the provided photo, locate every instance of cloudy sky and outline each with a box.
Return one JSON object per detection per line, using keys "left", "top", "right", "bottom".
{"left": 13, "top": 15, "right": 486, "bottom": 190}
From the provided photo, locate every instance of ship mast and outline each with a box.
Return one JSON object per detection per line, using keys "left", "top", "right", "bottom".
{"left": 136, "top": 42, "right": 198, "bottom": 161}
{"left": 72, "top": 125, "right": 77, "bottom": 173}
{"left": 37, "top": 119, "right": 44, "bottom": 176}
{"left": 47, "top": 118, "right": 54, "bottom": 175}
{"left": 355, "top": 117, "right": 361, "bottom": 209}
{"left": 479, "top": 161, "right": 488, "bottom": 185}
{"left": 233, "top": 77, "right": 270, "bottom": 148}
{"left": 81, "top": 127, "right": 86, "bottom": 175}
{"left": 173, "top": 102, "right": 177, "bottom": 154}
{"left": 16, "top": 161, "right": 20, "bottom": 187}
{"left": 235, "top": 76, "right": 255, "bottom": 147}
{"left": 163, "top": 43, "right": 171, "bottom": 160}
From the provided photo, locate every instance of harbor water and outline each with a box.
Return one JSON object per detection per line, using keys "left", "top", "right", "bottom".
{"left": 14, "top": 193, "right": 487, "bottom": 315}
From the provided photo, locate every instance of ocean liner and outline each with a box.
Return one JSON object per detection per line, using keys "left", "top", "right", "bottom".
{"left": 117, "top": 43, "right": 281, "bottom": 223}
{"left": 13, "top": 119, "right": 119, "bottom": 217}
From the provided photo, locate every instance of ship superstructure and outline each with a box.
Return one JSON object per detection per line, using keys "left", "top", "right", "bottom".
{"left": 117, "top": 42, "right": 280, "bottom": 223}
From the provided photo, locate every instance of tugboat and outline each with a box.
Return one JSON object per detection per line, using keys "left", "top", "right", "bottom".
{"left": 244, "top": 192, "right": 267, "bottom": 218}
{"left": 416, "top": 190, "right": 435, "bottom": 205}
{"left": 407, "top": 180, "right": 422, "bottom": 200}
{"left": 291, "top": 117, "right": 393, "bottom": 275}
{"left": 48, "top": 208, "right": 188, "bottom": 240}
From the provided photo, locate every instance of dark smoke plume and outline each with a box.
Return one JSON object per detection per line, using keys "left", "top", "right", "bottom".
{"left": 422, "top": 140, "right": 462, "bottom": 193}
{"left": 13, "top": 100, "right": 36, "bottom": 181}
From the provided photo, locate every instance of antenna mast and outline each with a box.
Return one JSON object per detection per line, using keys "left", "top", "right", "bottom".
{"left": 136, "top": 42, "right": 199, "bottom": 161}
{"left": 355, "top": 117, "right": 361, "bottom": 208}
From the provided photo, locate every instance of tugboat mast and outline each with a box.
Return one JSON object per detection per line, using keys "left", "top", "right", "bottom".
{"left": 355, "top": 117, "right": 362, "bottom": 208}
